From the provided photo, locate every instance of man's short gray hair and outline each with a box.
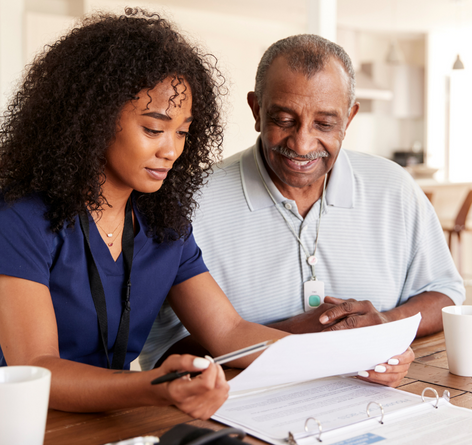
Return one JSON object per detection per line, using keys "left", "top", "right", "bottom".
{"left": 254, "top": 34, "right": 355, "bottom": 110}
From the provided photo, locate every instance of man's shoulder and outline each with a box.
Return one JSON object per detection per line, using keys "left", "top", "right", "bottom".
{"left": 344, "top": 149, "right": 412, "bottom": 182}
{"left": 204, "top": 146, "right": 253, "bottom": 187}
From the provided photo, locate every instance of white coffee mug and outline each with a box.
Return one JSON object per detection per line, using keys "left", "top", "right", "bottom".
{"left": 442, "top": 305, "right": 472, "bottom": 377}
{"left": 0, "top": 366, "right": 51, "bottom": 444}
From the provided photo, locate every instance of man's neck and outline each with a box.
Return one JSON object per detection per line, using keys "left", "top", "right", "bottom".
{"left": 273, "top": 177, "right": 325, "bottom": 219}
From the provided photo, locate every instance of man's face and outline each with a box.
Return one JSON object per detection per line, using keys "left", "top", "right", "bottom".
{"left": 248, "top": 56, "right": 359, "bottom": 195}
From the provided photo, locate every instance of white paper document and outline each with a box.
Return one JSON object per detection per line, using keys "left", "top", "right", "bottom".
{"left": 229, "top": 313, "right": 421, "bottom": 393}
{"left": 215, "top": 377, "right": 420, "bottom": 443}
{"left": 214, "top": 377, "right": 472, "bottom": 445}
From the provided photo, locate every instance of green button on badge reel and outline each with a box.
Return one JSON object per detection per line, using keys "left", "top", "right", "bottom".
{"left": 308, "top": 294, "right": 321, "bottom": 307}
{"left": 304, "top": 280, "right": 325, "bottom": 311}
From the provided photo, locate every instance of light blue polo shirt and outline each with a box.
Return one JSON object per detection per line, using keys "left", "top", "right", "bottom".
{"left": 140, "top": 141, "right": 465, "bottom": 370}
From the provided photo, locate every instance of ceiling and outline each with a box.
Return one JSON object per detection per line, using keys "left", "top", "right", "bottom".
{"left": 152, "top": 0, "right": 472, "bottom": 34}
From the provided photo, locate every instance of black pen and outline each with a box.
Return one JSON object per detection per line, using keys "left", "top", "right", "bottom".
{"left": 150, "top": 339, "right": 277, "bottom": 385}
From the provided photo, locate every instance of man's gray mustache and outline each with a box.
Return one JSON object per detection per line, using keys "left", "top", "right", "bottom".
{"left": 272, "top": 145, "right": 329, "bottom": 160}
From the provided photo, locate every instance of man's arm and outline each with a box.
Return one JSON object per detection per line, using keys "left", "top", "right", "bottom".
{"left": 267, "top": 292, "right": 454, "bottom": 337}
{"left": 319, "top": 291, "right": 454, "bottom": 337}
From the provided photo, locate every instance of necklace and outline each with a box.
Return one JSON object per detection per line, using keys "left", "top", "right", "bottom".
{"left": 95, "top": 215, "right": 125, "bottom": 247}
{"left": 102, "top": 224, "right": 124, "bottom": 247}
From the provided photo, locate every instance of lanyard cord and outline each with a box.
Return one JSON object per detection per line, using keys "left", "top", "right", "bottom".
{"left": 254, "top": 148, "right": 327, "bottom": 281}
{"left": 79, "top": 197, "right": 134, "bottom": 370}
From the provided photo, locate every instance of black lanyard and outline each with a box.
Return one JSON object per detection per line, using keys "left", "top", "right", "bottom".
{"left": 79, "top": 198, "right": 134, "bottom": 370}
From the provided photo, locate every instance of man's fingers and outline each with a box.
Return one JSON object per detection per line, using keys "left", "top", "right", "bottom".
{"left": 324, "top": 296, "right": 347, "bottom": 304}
{"left": 321, "top": 315, "right": 360, "bottom": 331}
{"left": 319, "top": 300, "right": 361, "bottom": 324}
{"left": 320, "top": 302, "right": 388, "bottom": 328}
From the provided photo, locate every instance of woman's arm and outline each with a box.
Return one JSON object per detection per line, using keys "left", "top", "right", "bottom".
{"left": 168, "top": 272, "right": 288, "bottom": 368}
{"left": 169, "top": 272, "right": 414, "bottom": 387}
{"left": 0, "top": 275, "right": 228, "bottom": 415}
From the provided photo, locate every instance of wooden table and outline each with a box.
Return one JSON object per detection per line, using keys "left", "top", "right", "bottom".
{"left": 44, "top": 332, "right": 472, "bottom": 444}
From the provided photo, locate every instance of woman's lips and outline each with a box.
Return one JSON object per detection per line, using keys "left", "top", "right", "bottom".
{"left": 145, "top": 167, "right": 170, "bottom": 181}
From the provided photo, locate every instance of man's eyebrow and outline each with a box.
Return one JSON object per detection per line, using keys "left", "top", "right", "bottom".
{"left": 141, "top": 111, "right": 193, "bottom": 123}
{"left": 316, "top": 110, "right": 340, "bottom": 118}
{"left": 268, "top": 105, "right": 340, "bottom": 119}
{"left": 267, "top": 105, "right": 293, "bottom": 115}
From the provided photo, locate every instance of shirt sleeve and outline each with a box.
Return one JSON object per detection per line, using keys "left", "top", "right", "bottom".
{"left": 172, "top": 227, "right": 208, "bottom": 286}
{"left": 399, "top": 184, "right": 465, "bottom": 306}
{"left": 0, "top": 198, "right": 53, "bottom": 287}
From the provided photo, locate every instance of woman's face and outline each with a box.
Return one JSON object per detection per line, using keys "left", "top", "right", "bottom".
{"left": 104, "top": 77, "right": 193, "bottom": 196}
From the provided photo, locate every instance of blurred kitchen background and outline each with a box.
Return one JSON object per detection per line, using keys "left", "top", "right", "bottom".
{"left": 1, "top": 0, "right": 472, "bottom": 298}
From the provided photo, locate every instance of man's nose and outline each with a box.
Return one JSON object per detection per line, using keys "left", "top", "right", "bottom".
{"left": 286, "top": 126, "right": 317, "bottom": 156}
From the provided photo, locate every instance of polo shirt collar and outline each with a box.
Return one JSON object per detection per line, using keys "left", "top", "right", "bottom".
{"left": 240, "top": 138, "right": 355, "bottom": 212}
{"left": 325, "top": 147, "right": 355, "bottom": 209}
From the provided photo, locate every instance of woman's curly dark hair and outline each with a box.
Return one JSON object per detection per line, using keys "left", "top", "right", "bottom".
{"left": 0, "top": 8, "right": 224, "bottom": 242}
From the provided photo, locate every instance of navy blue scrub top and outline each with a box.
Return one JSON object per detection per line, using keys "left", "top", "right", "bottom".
{"left": 0, "top": 194, "right": 208, "bottom": 369}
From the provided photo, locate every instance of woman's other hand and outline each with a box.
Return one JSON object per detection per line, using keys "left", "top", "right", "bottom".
{"left": 152, "top": 354, "right": 229, "bottom": 419}
{"left": 356, "top": 347, "right": 414, "bottom": 388}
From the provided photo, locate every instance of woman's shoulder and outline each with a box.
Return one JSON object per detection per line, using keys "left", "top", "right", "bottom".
{"left": 0, "top": 193, "right": 49, "bottom": 221}
{"left": 0, "top": 193, "right": 55, "bottom": 238}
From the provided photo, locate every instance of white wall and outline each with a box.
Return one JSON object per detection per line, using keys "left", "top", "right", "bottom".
{"left": 0, "top": 0, "right": 25, "bottom": 110}
{"left": 427, "top": 28, "right": 472, "bottom": 182}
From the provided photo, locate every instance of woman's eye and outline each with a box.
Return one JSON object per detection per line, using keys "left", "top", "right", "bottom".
{"left": 143, "top": 127, "right": 162, "bottom": 135}
{"left": 177, "top": 131, "right": 189, "bottom": 138}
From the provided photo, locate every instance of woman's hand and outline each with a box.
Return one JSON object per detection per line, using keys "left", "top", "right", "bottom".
{"left": 153, "top": 354, "right": 229, "bottom": 419}
{"left": 356, "top": 347, "right": 414, "bottom": 387}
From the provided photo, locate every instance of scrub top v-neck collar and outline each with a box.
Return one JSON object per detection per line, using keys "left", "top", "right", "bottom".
{"left": 86, "top": 199, "right": 149, "bottom": 276}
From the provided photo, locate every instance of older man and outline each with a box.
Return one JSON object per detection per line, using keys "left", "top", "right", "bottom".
{"left": 140, "top": 35, "right": 464, "bottom": 370}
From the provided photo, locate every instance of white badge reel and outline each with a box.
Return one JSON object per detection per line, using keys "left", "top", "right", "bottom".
{"left": 304, "top": 280, "right": 325, "bottom": 311}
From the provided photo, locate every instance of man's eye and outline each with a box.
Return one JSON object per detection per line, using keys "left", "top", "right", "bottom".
{"left": 143, "top": 127, "right": 162, "bottom": 135}
{"left": 271, "top": 117, "right": 294, "bottom": 127}
{"left": 316, "top": 122, "right": 334, "bottom": 131}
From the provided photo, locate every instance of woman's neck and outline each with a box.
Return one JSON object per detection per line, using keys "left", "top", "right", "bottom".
{"left": 91, "top": 190, "right": 133, "bottom": 261}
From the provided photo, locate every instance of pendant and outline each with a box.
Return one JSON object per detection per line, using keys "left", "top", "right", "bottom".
{"left": 108, "top": 242, "right": 113, "bottom": 247}
{"left": 307, "top": 255, "right": 317, "bottom": 266}
{"left": 304, "top": 280, "right": 325, "bottom": 311}
{"left": 107, "top": 233, "right": 113, "bottom": 238}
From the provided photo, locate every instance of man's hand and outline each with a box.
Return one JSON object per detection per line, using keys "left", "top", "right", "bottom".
{"left": 268, "top": 302, "right": 337, "bottom": 334}
{"left": 319, "top": 296, "right": 391, "bottom": 331}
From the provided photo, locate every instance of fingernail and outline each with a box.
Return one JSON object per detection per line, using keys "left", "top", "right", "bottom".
{"left": 320, "top": 316, "right": 329, "bottom": 324}
{"left": 358, "top": 371, "right": 369, "bottom": 377}
{"left": 375, "top": 365, "right": 386, "bottom": 373}
{"left": 193, "top": 357, "right": 210, "bottom": 369}
{"left": 204, "top": 355, "right": 215, "bottom": 364}
{"left": 388, "top": 359, "right": 399, "bottom": 365}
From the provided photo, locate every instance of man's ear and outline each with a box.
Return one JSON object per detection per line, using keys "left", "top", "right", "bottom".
{"left": 247, "top": 91, "right": 261, "bottom": 132}
{"left": 345, "top": 102, "right": 360, "bottom": 132}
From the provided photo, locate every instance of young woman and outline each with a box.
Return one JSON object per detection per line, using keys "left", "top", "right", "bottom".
{"left": 0, "top": 9, "right": 413, "bottom": 417}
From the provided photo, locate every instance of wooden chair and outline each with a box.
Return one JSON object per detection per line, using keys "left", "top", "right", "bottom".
{"left": 442, "top": 189, "right": 472, "bottom": 275}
